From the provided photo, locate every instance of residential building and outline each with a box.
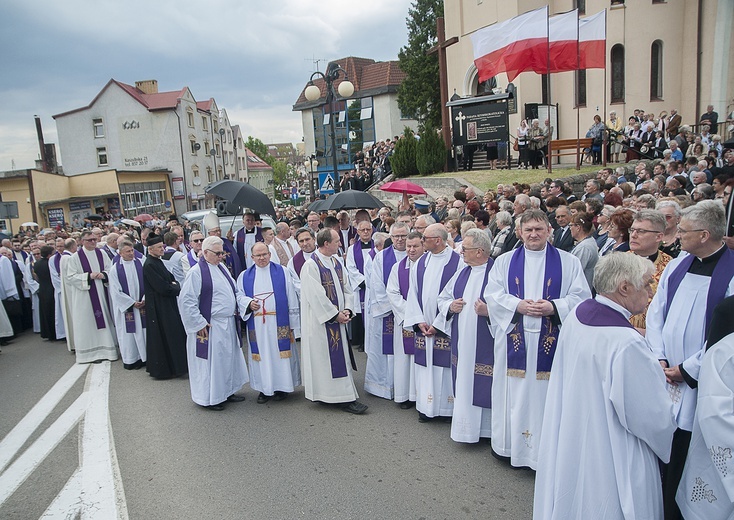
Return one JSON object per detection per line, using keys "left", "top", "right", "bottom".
{"left": 293, "top": 57, "right": 419, "bottom": 178}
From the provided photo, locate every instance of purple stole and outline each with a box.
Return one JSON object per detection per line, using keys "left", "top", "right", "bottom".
{"left": 102, "top": 245, "right": 115, "bottom": 260}
{"left": 235, "top": 227, "right": 264, "bottom": 268}
{"left": 116, "top": 259, "right": 146, "bottom": 333}
{"left": 415, "top": 250, "right": 460, "bottom": 368}
{"left": 576, "top": 298, "right": 636, "bottom": 330}
{"left": 397, "top": 257, "right": 415, "bottom": 354}
{"left": 196, "top": 258, "right": 238, "bottom": 360}
{"left": 506, "top": 245, "right": 563, "bottom": 380}
{"left": 292, "top": 250, "right": 307, "bottom": 277}
{"left": 664, "top": 248, "right": 734, "bottom": 334}
{"left": 312, "top": 254, "right": 353, "bottom": 378}
{"left": 352, "top": 240, "right": 375, "bottom": 312}
{"left": 451, "top": 261, "right": 495, "bottom": 408}
{"left": 380, "top": 247, "right": 398, "bottom": 355}
{"left": 241, "top": 262, "right": 292, "bottom": 360}
{"left": 77, "top": 248, "right": 110, "bottom": 330}
{"left": 113, "top": 249, "right": 143, "bottom": 265}
{"left": 53, "top": 251, "right": 70, "bottom": 274}
{"left": 222, "top": 239, "right": 242, "bottom": 278}
{"left": 186, "top": 250, "right": 198, "bottom": 267}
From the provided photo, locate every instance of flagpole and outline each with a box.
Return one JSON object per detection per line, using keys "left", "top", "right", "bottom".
{"left": 602, "top": 9, "right": 608, "bottom": 167}
{"left": 546, "top": 6, "right": 551, "bottom": 173}
{"left": 576, "top": 10, "right": 581, "bottom": 170}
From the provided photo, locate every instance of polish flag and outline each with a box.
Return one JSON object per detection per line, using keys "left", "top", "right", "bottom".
{"left": 547, "top": 10, "right": 579, "bottom": 73}
{"left": 471, "top": 6, "right": 548, "bottom": 83}
{"left": 579, "top": 10, "right": 606, "bottom": 69}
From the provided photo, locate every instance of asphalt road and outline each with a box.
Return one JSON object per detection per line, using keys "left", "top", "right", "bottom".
{"left": 0, "top": 331, "right": 535, "bottom": 519}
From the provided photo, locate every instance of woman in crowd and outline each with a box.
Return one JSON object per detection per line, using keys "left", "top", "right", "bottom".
{"left": 516, "top": 119, "right": 530, "bottom": 169}
{"left": 489, "top": 211, "right": 513, "bottom": 259}
{"left": 569, "top": 212, "right": 599, "bottom": 290}
{"left": 485, "top": 201, "right": 500, "bottom": 235}
{"left": 594, "top": 205, "right": 616, "bottom": 250}
{"left": 445, "top": 218, "right": 462, "bottom": 244}
{"left": 588, "top": 115, "right": 606, "bottom": 165}
{"left": 604, "top": 209, "right": 634, "bottom": 255}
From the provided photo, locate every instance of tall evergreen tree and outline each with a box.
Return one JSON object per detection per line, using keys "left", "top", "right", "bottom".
{"left": 397, "top": 0, "right": 443, "bottom": 131}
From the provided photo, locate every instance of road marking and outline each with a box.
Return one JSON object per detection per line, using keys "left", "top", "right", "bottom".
{"left": 0, "top": 362, "right": 128, "bottom": 519}
{"left": 0, "top": 363, "right": 89, "bottom": 473}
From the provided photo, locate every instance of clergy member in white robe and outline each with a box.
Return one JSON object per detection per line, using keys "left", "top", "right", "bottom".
{"left": 237, "top": 242, "right": 301, "bottom": 403}
{"left": 300, "top": 229, "right": 367, "bottom": 415}
{"left": 645, "top": 201, "right": 734, "bottom": 520}
{"left": 345, "top": 220, "right": 375, "bottom": 352}
{"left": 24, "top": 252, "right": 41, "bottom": 333}
{"left": 435, "top": 229, "right": 494, "bottom": 443}
{"left": 49, "top": 239, "right": 71, "bottom": 340}
{"left": 178, "top": 236, "right": 249, "bottom": 411}
{"left": 677, "top": 332, "right": 734, "bottom": 520}
{"left": 404, "top": 224, "right": 464, "bottom": 421}
{"left": 286, "top": 227, "right": 317, "bottom": 299}
{"left": 386, "top": 232, "right": 423, "bottom": 407}
{"left": 366, "top": 223, "right": 409, "bottom": 400}
{"left": 181, "top": 230, "right": 204, "bottom": 276}
{"left": 534, "top": 253, "right": 676, "bottom": 520}
{"left": 61, "top": 230, "right": 118, "bottom": 363}
{"left": 485, "top": 210, "right": 590, "bottom": 469}
{"left": 108, "top": 240, "right": 147, "bottom": 370}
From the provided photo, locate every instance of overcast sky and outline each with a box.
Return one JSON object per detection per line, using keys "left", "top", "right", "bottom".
{"left": 0, "top": 0, "right": 413, "bottom": 171}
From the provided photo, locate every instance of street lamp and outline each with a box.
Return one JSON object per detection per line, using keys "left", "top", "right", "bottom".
{"left": 218, "top": 128, "right": 227, "bottom": 179}
{"left": 304, "top": 61, "right": 354, "bottom": 193}
{"left": 304, "top": 155, "right": 319, "bottom": 202}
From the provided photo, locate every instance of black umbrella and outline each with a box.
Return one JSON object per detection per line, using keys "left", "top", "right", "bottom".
{"left": 85, "top": 214, "right": 103, "bottom": 221}
{"left": 307, "top": 198, "right": 330, "bottom": 212}
{"left": 324, "top": 190, "right": 384, "bottom": 211}
{"left": 205, "top": 180, "right": 275, "bottom": 216}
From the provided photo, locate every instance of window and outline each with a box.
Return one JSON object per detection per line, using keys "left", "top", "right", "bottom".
{"left": 650, "top": 40, "right": 663, "bottom": 100}
{"left": 575, "top": 69, "right": 587, "bottom": 107}
{"left": 190, "top": 135, "right": 198, "bottom": 155}
{"left": 93, "top": 118, "right": 104, "bottom": 138}
{"left": 215, "top": 143, "right": 221, "bottom": 157}
{"left": 192, "top": 165, "right": 199, "bottom": 179}
{"left": 611, "top": 44, "right": 625, "bottom": 103}
{"left": 119, "top": 181, "right": 167, "bottom": 215}
{"left": 227, "top": 131, "right": 232, "bottom": 143}
{"left": 97, "top": 147, "right": 108, "bottom": 166}
{"left": 207, "top": 166, "right": 213, "bottom": 183}
{"left": 204, "top": 140, "right": 210, "bottom": 156}
{"left": 541, "top": 74, "right": 549, "bottom": 105}
{"left": 202, "top": 116, "right": 209, "bottom": 131}
{"left": 573, "top": 0, "right": 586, "bottom": 15}
{"left": 213, "top": 119, "right": 219, "bottom": 133}
{"left": 186, "top": 108, "right": 194, "bottom": 128}
{"left": 217, "top": 166, "right": 223, "bottom": 180}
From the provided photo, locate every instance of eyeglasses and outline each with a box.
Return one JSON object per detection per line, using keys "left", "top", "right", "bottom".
{"left": 206, "top": 250, "right": 226, "bottom": 257}
{"left": 460, "top": 246, "right": 481, "bottom": 253}
{"left": 391, "top": 234, "right": 408, "bottom": 240}
{"left": 422, "top": 236, "right": 440, "bottom": 241}
{"left": 629, "top": 228, "right": 661, "bottom": 236}
{"left": 252, "top": 253, "right": 270, "bottom": 259}
{"left": 676, "top": 227, "right": 706, "bottom": 235}
{"left": 191, "top": 239, "right": 204, "bottom": 243}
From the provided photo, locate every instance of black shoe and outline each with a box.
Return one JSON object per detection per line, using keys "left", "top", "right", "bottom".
{"left": 272, "top": 391, "right": 287, "bottom": 401}
{"left": 399, "top": 401, "right": 415, "bottom": 410}
{"left": 257, "top": 393, "right": 269, "bottom": 404}
{"left": 227, "top": 394, "right": 246, "bottom": 403}
{"left": 442, "top": 416, "right": 452, "bottom": 424}
{"left": 418, "top": 412, "right": 432, "bottom": 423}
{"left": 341, "top": 401, "right": 368, "bottom": 414}
{"left": 355, "top": 345, "right": 364, "bottom": 353}
{"left": 204, "top": 403, "right": 225, "bottom": 411}
{"left": 123, "top": 362, "right": 135, "bottom": 370}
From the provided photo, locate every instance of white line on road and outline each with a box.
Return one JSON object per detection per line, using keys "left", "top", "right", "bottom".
{"left": 40, "top": 468, "right": 81, "bottom": 520}
{"left": 0, "top": 392, "right": 89, "bottom": 505}
{"left": 0, "top": 363, "right": 89, "bottom": 473}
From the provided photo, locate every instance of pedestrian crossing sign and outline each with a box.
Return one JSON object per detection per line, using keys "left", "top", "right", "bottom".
{"left": 319, "top": 172, "right": 336, "bottom": 194}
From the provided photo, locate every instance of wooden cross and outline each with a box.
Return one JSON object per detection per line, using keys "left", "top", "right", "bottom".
{"left": 428, "top": 16, "right": 459, "bottom": 170}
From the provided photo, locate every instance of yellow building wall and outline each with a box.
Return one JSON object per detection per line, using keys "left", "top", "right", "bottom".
{"left": 0, "top": 177, "right": 33, "bottom": 234}
{"left": 67, "top": 170, "right": 119, "bottom": 197}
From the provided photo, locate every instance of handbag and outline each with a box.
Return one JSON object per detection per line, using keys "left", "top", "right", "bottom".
{"left": 512, "top": 139, "right": 519, "bottom": 152}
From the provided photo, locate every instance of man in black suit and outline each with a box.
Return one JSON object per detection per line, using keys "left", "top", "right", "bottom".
{"left": 724, "top": 179, "right": 734, "bottom": 250}
{"left": 552, "top": 206, "right": 574, "bottom": 252}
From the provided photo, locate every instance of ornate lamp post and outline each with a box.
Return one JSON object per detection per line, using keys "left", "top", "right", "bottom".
{"left": 303, "top": 62, "right": 354, "bottom": 193}
{"left": 304, "top": 155, "right": 319, "bottom": 202}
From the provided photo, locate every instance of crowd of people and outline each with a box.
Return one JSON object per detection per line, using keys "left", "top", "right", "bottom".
{"left": 1, "top": 140, "right": 733, "bottom": 518}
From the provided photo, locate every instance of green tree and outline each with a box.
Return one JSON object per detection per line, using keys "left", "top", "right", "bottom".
{"left": 391, "top": 127, "right": 419, "bottom": 178}
{"left": 397, "top": 0, "right": 443, "bottom": 131}
{"left": 271, "top": 159, "right": 289, "bottom": 194}
{"left": 416, "top": 126, "right": 445, "bottom": 175}
{"left": 245, "top": 136, "right": 274, "bottom": 166}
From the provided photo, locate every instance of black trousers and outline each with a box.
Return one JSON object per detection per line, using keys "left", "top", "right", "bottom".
{"left": 661, "top": 427, "right": 692, "bottom": 520}
{"left": 350, "top": 313, "right": 364, "bottom": 347}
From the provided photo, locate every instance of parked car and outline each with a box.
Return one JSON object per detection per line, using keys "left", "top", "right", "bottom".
{"left": 181, "top": 209, "right": 275, "bottom": 236}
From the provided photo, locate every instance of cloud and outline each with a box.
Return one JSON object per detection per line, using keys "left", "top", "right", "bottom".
{"left": 0, "top": 0, "right": 413, "bottom": 170}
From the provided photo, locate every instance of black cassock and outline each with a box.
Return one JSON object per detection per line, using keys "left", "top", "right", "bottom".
{"left": 144, "top": 255, "right": 188, "bottom": 379}
{"left": 34, "top": 258, "right": 57, "bottom": 340}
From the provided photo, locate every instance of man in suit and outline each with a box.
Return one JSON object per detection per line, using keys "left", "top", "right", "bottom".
{"left": 725, "top": 179, "right": 734, "bottom": 250}
{"left": 552, "top": 206, "right": 574, "bottom": 252}
{"left": 667, "top": 109, "right": 681, "bottom": 139}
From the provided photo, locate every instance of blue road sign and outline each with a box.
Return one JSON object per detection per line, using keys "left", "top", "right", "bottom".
{"left": 318, "top": 172, "right": 336, "bottom": 195}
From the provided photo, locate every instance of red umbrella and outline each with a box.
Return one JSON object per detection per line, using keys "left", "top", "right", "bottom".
{"left": 133, "top": 213, "right": 154, "bottom": 222}
{"left": 380, "top": 180, "right": 427, "bottom": 195}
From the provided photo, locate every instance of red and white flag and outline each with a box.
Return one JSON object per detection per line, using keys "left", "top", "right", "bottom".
{"left": 471, "top": 6, "right": 548, "bottom": 83}
{"left": 579, "top": 10, "right": 606, "bottom": 69}
{"left": 547, "top": 9, "right": 579, "bottom": 73}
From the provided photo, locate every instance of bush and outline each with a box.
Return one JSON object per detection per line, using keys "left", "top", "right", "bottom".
{"left": 416, "top": 126, "right": 446, "bottom": 174}
{"left": 390, "top": 127, "right": 419, "bottom": 178}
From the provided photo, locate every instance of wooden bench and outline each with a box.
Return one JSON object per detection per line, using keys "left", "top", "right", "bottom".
{"left": 547, "top": 138, "right": 593, "bottom": 172}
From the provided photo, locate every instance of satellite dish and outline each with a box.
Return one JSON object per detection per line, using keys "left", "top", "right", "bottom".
{"left": 193, "top": 177, "right": 201, "bottom": 186}
{"left": 349, "top": 130, "right": 357, "bottom": 140}
{"left": 194, "top": 143, "right": 201, "bottom": 150}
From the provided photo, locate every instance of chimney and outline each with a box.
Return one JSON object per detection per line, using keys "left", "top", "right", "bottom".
{"left": 34, "top": 115, "right": 48, "bottom": 172}
{"left": 135, "top": 80, "right": 158, "bottom": 94}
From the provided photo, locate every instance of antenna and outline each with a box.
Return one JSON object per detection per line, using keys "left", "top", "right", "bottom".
{"left": 304, "top": 55, "right": 328, "bottom": 72}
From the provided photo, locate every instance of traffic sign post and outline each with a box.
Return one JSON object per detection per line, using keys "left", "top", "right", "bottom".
{"left": 0, "top": 201, "right": 19, "bottom": 235}
{"left": 318, "top": 173, "right": 336, "bottom": 195}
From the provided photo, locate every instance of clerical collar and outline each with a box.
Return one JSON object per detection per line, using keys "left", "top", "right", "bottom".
{"left": 689, "top": 244, "right": 727, "bottom": 277}
{"left": 245, "top": 228, "right": 256, "bottom": 234}
{"left": 360, "top": 241, "right": 372, "bottom": 248}
{"left": 646, "top": 251, "right": 659, "bottom": 263}
{"left": 695, "top": 243, "right": 726, "bottom": 264}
